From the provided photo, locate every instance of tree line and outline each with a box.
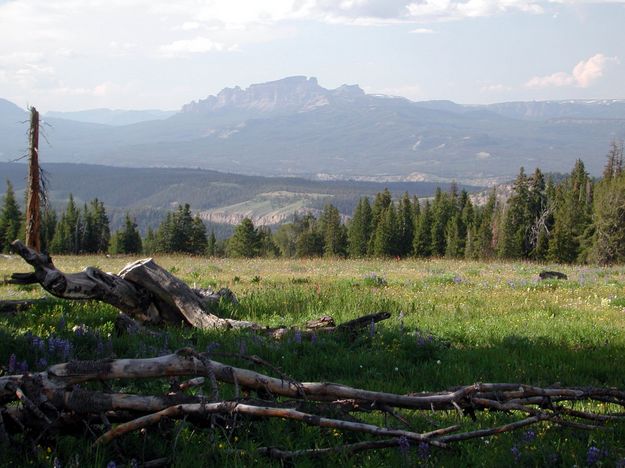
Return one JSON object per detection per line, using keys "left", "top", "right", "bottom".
{"left": 1, "top": 142, "right": 624, "bottom": 264}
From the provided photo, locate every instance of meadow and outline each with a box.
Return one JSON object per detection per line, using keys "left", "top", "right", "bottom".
{"left": 1, "top": 254, "right": 625, "bottom": 467}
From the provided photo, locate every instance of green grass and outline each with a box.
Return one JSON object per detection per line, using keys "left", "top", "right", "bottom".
{"left": 1, "top": 254, "right": 625, "bottom": 467}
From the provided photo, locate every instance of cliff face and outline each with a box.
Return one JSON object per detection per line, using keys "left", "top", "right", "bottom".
{"left": 181, "top": 76, "right": 364, "bottom": 115}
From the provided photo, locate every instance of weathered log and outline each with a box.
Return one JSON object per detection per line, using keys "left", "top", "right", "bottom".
{"left": 0, "top": 350, "right": 623, "bottom": 459}
{"left": 8, "top": 240, "right": 391, "bottom": 335}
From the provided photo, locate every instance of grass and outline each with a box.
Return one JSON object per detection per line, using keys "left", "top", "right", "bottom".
{"left": 1, "top": 254, "right": 625, "bottom": 466}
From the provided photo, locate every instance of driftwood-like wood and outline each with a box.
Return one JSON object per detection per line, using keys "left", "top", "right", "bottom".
{"left": 0, "top": 349, "right": 623, "bottom": 460}
{"left": 8, "top": 241, "right": 392, "bottom": 337}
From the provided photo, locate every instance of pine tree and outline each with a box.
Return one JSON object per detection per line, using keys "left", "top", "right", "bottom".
{"left": 397, "top": 193, "right": 414, "bottom": 257}
{"left": 430, "top": 188, "right": 453, "bottom": 256}
{"left": 498, "top": 168, "right": 532, "bottom": 259}
{"left": 110, "top": 214, "right": 142, "bottom": 254}
{"left": 348, "top": 197, "right": 372, "bottom": 258}
{"left": 591, "top": 145, "right": 625, "bottom": 264}
{"left": 0, "top": 180, "right": 22, "bottom": 252}
{"left": 50, "top": 194, "right": 82, "bottom": 254}
{"left": 319, "top": 203, "right": 347, "bottom": 257}
{"left": 227, "top": 217, "right": 260, "bottom": 258}
{"left": 40, "top": 208, "right": 57, "bottom": 253}
{"left": 413, "top": 201, "right": 433, "bottom": 257}
{"left": 189, "top": 216, "right": 208, "bottom": 255}
{"left": 207, "top": 230, "right": 217, "bottom": 257}
{"left": 373, "top": 203, "right": 398, "bottom": 257}
{"left": 368, "top": 189, "right": 392, "bottom": 255}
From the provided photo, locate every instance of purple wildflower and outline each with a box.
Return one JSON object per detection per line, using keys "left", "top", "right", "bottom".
{"left": 96, "top": 337, "right": 105, "bottom": 356}
{"left": 523, "top": 429, "right": 536, "bottom": 443}
{"left": 106, "top": 461, "right": 117, "bottom": 468}
{"left": 310, "top": 333, "right": 317, "bottom": 345}
{"left": 19, "top": 360, "right": 29, "bottom": 373}
{"left": 418, "top": 441, "right": 430, "bottom": 460}
{"left": 398, "top": 435, "right": 410, "bottom": 457}
{"left": 294, "top": 330, "right": 302, "bottom": 344}
{"left": 53, "top": 458, "right": 62, "bottom": 468}
{"left": 8, "top": 354, "right": 16, "bottom": 373}
{"left": 57, "top": 315, "right": 66, "bottom": 331}
{"left": 587, "top": 446, "right": 605, "bottom": 465}
{"left": 32, "top": 336, "right": 45, "bottom": 352}
{"left": 37, "top": 357, "right": 48, "bottom": 370}
{"left": 511, "top": 445, "right": 521, "bottom": 462}
{"left": 453, "top": 275, "right": 462, "bottom": 284}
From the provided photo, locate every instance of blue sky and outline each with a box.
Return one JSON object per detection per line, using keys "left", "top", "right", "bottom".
{"left": 0, "top": 0, "right": 623, "bottom": 111}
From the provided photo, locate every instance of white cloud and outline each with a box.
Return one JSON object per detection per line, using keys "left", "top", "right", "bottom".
{"left": 159, "top": 37, "right": 236, "bottom": 57}
{"left": 525, "top": 53, "right": 619, "bottom": 88}
{"left": 410, "top": 27, "right": 435, "bottom": 33}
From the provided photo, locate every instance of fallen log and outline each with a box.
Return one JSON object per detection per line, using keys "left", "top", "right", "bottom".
{"left": 0, "top": 349, "right": 623, "bottom": 460}
{"left": 8, "top": 240, "right": 389, "bottom": 336}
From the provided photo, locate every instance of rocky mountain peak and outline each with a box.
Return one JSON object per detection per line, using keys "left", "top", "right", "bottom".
{"left": 181, "top": 76, "right": 364, "bottom": 114}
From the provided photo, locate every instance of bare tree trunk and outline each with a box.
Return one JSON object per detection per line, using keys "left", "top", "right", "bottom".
{"left": 25, "top": 107, "right": 41, "bottom": 252}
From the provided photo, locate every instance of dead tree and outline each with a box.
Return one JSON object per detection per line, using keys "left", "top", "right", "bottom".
{"left": 6, "top": 240, "right": 390, "bottom": 336}
{"left": 25, "top": 107, "right": 41, "bottom": 252}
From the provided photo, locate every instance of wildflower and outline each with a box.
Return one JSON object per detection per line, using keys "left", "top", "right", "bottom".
{"left": 8, "top": 354, "right": 16, "bottom": 373}
{"left": 294, "top": 330, "right": 302, "bottom": 344}
{"left": 418, "top": 441, "right": 430, "bottom": 460}
{"left": 398, "top": 435, "right": 410, "bottom": 457}
{"left": 32, "top": 336, "right": 45, "bottom": 351}
{"left": 106, "top": 461, "right": 117, "bottom": 468}
{"left": 37, "top": 357, "right": 48, "bottom": 370}
{"left": 369, "top": 319, "right": 375, "bottom": 338}
{"left": 57, "top": 315, "right": 66, "bottom": 331}
{"left": 523, "top": 429, "right": 536, "bottom": 443}
{"left": 239, "top": 340, "right": 247, "bottom": 355}
{"left": 453, "top": 275, "right": 462, "bottom": 284}
{"left": 511, "top": 445, "right": 521, "bottom": 462}
{"left": 206, "top": 342, "right": 220, "bottom": 353}
{"left": 311, "top": 333, "right": 317, "bottom": 345}
{"left": 587, "top": 446, "right": 606, "bottom": 465}
{"left": 53, "top": 458, "right": 62, "bottom": 468}
{"left": 19, "top": 360, "right": 29, "bottom": 373}
{"left": 130, "top": 460, "right": 139, "bottom": 468}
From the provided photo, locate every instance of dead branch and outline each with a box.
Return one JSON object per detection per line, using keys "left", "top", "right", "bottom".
{"left": 0, "top": 349, "right": 622, "bottom": 460}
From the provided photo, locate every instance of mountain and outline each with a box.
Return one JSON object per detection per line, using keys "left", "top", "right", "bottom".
{"left": 45, "top": 108, "right": 177, "bottom": 126}
{"left": 2, "top": 78, "right": 624, "bottom": 184}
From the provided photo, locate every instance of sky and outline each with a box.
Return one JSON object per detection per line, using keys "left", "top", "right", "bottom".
{"left": 0, "top": 0, "right": 624, "bottom": 112}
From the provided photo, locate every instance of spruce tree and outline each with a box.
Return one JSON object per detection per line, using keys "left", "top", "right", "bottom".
{"left": 319, "top": 203, "right": 347, "bottom": 257}
{"left": 413, "top": 200, "right": 433, "bottom": 257}
{"left": 207, "top": 230, "right": 217, "bottom": 257}
{"left": 397, "top": 193, "right": 414, "bottom": 257}
{"left": 227, "top": 217, "right": 260, "bottom": 258}
{"left": 498, "top": 168, "right": 532, "bottom": 259}
{"left": 111, "top": 214, "right": 142, "bottom": 254}
{"left": 0, "top": 180, "right": 22, "bottom": 252}
{"left": 348, "top": 197, "right": 372, "bottom": 258}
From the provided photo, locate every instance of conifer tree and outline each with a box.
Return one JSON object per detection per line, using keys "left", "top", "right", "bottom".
{"left": 319, "top": 203, "right": 347, "bottom": 257}
{"left": 591, "top": 144, "right": 625, "bottom": 264}
{"left": 373, "top": 202, "right": 398, "bottom": 257}
{"left": 110, "top": 214, "right": 142, "bottom": 254}
{"left": 413, "top": 200, "right": 433, "bottom": 257}
{"left": 397, "top": 193, "right": 414, "bottom": 257}
{"left": 498, "top": 168, "right": 532, "bottom": 259}
{"left": 0, "top": 180, "right": 22, "bottom": 252}
{"left": 348, "top": 197, "right": 372, "bottom": 258}
{"left": 227, "top": 217, "right": 261, "bottom": 258}
{"left": 207, "top": 230, "right": 217, "bottom": 257}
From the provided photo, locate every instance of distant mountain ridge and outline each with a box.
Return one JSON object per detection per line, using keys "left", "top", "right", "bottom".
{"left": 1, "top": 77, "right": 624, "bottom": 183}
{"left": 45, "top": 108, "right": 176, "bottom": 126}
